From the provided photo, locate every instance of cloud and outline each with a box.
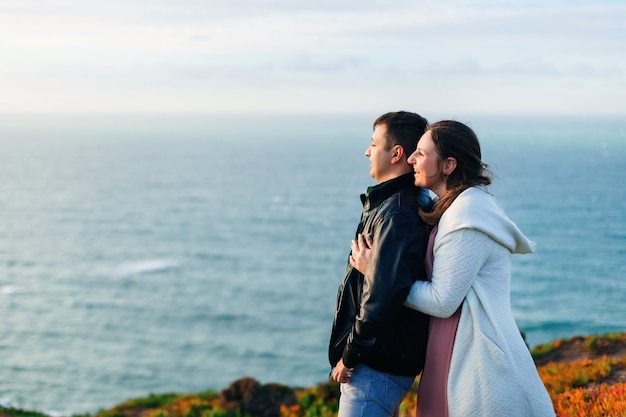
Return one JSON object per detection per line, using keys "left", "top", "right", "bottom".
{"left": 0, "top": 0, "right": 624, "bottom": 114}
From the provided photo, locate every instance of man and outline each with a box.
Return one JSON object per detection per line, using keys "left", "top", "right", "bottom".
{"left": 328, "top": 111, "right": 431, "bottom": 417}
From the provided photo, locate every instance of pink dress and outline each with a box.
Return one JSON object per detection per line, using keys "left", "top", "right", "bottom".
{"left": 416, "top": 226, "right": 461, "bottom": 417}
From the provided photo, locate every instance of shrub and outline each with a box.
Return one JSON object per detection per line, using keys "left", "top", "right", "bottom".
{"left": 538, "top": 356, "right": 618, "bottom": 395}
{"left": 552, "top": 383, "right": 626, "bottom": 417}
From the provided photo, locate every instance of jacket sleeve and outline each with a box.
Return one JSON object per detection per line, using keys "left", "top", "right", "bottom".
{"left": 342, "top": 211, "right": 427, "bottom": 368}
{"left": 405, "top": 228, "right": 490, "bottom": 318}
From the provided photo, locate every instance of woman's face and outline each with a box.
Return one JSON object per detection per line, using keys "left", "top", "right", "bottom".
{"left": 407, "top": 131, "right": 446, "bottom": 195}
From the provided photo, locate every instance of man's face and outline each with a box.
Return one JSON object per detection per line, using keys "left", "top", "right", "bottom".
{"left": 365, "top": 124, "right": 396, "bottom": 183}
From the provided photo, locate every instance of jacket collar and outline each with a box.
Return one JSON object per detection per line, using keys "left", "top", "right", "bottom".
{"left": 360, "top": 172, "right": 416, "bottom": 211}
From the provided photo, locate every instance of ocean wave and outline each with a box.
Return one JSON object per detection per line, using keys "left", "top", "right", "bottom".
{"left": 112, "top": 259, "right": 181, "bottom": 277}
{"left": 1, "top": 285, "right": 24, "bottom": 295}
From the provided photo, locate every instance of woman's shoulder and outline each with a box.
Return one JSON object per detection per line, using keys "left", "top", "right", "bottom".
{"left": 444, "top": 186, "right": 499, "bottom": 220}
{"left": 438, "top": 186, "right": 535, "bottom": 254}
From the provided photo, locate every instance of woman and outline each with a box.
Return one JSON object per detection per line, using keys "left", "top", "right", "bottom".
{"left": 350, "top": 120, "right": 555, "bottom": 416}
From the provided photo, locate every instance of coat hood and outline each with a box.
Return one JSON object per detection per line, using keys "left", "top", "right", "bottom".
{"left": 437, "top": 186, "right": 536, "bottom": 254}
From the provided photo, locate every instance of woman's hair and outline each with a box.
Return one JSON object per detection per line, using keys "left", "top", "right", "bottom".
{"left": 420, "top": 120, "right": 492, "bottom": 225}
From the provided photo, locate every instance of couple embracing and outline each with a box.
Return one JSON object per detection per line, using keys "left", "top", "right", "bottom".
{"left": 328, "top": 111, "right": 555, "bottom": 417}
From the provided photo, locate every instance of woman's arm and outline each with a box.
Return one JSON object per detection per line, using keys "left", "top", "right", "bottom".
{"left": 406, "top": 228, "right": 491, "bottom": 318}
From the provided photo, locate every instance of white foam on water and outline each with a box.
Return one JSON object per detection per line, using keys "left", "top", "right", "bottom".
{"left": 1, "top": 285, "right": 24, "bottom": 295}
{"left": 112, "top": 259, "right": 181, "bottom": 277}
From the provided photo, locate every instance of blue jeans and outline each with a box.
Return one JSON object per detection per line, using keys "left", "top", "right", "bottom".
{"left": 338, "top": 363, "right": 416, "bottom": 417}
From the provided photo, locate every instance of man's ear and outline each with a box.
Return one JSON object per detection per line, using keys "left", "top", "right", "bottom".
{"left": 443, "top": 157, "right": 457, "bottom": 175}
{"left": 391, "top": 145, "right": 405, "bottom": 164}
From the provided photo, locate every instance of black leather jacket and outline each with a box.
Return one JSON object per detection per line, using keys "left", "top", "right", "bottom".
{"left": 328, "top": 173, "right": 431, "bottom": 376}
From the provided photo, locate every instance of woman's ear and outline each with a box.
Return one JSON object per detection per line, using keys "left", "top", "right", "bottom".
{"left": 443, "top": 157, "right": 457, "bottom": 175}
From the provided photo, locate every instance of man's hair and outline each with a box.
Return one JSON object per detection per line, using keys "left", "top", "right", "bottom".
{"left": 373, "top": 111, "right": 429, "bottom": 158}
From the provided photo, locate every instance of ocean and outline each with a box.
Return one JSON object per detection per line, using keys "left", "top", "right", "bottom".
{"left": 1, "top": 113, "right": 625, "bottom": 414}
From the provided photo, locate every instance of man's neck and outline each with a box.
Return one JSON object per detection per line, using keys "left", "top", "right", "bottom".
{"left": 365, "top": 172, "right": 415, "bottom": 196}
{"left": 375, "top": 168, "right": 413, "bottom": 184}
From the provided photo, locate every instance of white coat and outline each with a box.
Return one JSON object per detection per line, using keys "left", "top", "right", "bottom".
{"left": 406, "top": 186, "right": 556, "bottom": 417}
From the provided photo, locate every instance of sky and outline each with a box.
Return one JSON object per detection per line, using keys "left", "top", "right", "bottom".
{"left": 1, "top": 0, "right": 625, "bottom": 115}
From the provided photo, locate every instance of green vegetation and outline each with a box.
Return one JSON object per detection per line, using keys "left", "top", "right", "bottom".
{"left": 1, "top": 332, "right": 624, "bottom": 417}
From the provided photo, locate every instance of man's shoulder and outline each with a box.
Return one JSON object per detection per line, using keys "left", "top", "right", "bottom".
{"left": 376, "top": 187, "right": 431, "bottom": 219}
{"left": 383, "top": 186, "right": 431, "bottom": 209}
